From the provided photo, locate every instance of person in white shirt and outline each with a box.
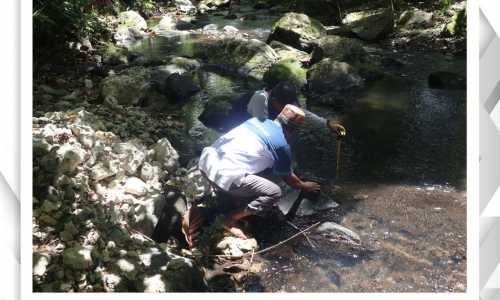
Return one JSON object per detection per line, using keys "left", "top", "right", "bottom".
{"left": 183, "top": 105, "right": 321, "bottom": 245}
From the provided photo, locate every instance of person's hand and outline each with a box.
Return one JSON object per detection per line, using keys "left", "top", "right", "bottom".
{"left": 327, "top": 120, "right": 347, "bottom": 139}
{"left": 300, "top": 181, "right": 321, "bottom": 192}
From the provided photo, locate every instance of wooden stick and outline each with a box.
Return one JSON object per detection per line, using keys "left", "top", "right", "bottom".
{"left": 286, "top": 220, "right": 316, "bottom": 249}
{"left": 211, "top": 222, "right": 322, "bottom": 259}
{"left": 253, "top": 221, "right": 321, "bottom": 255}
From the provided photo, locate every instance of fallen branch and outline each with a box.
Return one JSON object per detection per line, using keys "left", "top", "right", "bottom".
{"left": 286, "top": 220, "right": 316, "bottom": 249}
{"left": 254, "top": 221, "right": 322, "bottom": 255}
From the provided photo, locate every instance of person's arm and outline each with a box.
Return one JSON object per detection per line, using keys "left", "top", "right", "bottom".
{"left": 303, "top": 109, "right": 346, "bottom": 138}
{"left": 283, "top": 172, "right": 321, "bottom": 192}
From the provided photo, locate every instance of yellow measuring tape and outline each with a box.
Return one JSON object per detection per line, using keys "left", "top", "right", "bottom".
{"left": 336, "top": 138, "right": 342, "bottom": 179}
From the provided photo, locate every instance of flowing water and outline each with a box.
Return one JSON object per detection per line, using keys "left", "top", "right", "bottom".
{"left": 130, "top": 6, "right": 466, "bottom": 292}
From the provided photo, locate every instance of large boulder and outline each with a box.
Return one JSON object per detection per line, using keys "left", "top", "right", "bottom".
{"left": 398, "top": 8, "right": 434, "bottom": 30}
{"left": 100, "top": 66, "right": 151, "bottom": 105}
{"left": 263, "top": 58, "right": 307, "bottom": 89}
{"left": 310, "top": 35, "right": 367, "bottom": 65}
{"left": 152, "top": 15, "right": 177, "bottom": 34}
{"left": 291, "top": 0, "right": 342, "bottom": 26}
{"left": 307, "top": 58, "right": 363, "bottom": 94}
{"left": 196, "top": 37, "right": 279, "bottom": 81}
{"left": 342, "top": 8, "right": 394, "bottom": 41}
{"left": 198, "top": 0, "right": 230, "bottom": 12}
{"left": 163, "top": 73, "right": 201, "bottom": 103}
{"left": 115, "top": 11, "right": 148, "bottom": 47}
{"left": 198, "top": 94, "right": 251, "bottom": 132}
{"left": 118, "top": 11, "right": 147, "bottom": 30}
{"left": 267, "top": 12, "right": 327, "bottom": 52}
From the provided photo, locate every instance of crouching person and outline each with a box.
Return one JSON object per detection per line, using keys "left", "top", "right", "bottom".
{"left": 193, "top": 104, "right": 320, "bottom": 242}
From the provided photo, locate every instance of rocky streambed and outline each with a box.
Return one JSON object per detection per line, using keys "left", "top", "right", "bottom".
{"left": 33, "top": 0, "right": 466, "bottom": 293}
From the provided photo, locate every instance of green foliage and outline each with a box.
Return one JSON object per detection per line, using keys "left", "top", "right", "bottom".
{"left": 440, "top": 0, "right": 452, "bottom": 10}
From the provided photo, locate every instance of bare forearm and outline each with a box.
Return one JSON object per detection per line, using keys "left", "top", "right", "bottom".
{"left": 283, "top": 173, "right": 304, "bottom": 189}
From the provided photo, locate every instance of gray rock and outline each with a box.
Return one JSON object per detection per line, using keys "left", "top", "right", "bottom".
{"left": 269, "top": 40, "right": 310, "bottom": 62}
{"left": 267, "top": 12, "right": 326, "bottom": 52}
{"left": 307, "top": 58, "right": 364, "bottom": 94}
{"left": 310, "top": 35, "right": 367, "bottom": 65}
{"left": 100, "top": 66, "right": 151, "bottom": 106}
{"left": 343, "top": 8, "right": 394, "bottom": 41}
{"left": 316, "top": 222, "right": 360, "bottom": 243}
{"left": 152, "top": 138, "right": 180, "bottom": 173}
{"left": 398, "top": 8, "right": 434, "bottom": 30}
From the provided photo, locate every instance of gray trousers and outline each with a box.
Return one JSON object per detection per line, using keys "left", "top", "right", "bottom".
{"left": 226, "top": 174, "right": 282, "bottom": 212}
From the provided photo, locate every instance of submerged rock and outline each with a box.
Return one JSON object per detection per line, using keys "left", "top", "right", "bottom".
{"left": 428, "top": 71, "right": 466, "bottom": 90}
{"left": 343, "top": 8, "right": 394, "bottom": 41}
{"left": 316, "top": 222, "right": 361, "bottom": 244}
{"left": 267, "top": 12, "right": 326, "bottom": 52}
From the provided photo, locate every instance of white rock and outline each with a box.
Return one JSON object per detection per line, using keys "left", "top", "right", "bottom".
{"left": 223, "top": 25, "right": 239, "bottom": 35}
{"left": 33, "top": 253, "right": 51, "bottom": 277}
{"left": 152, "top": 138, "right": 179, "bottom": 173}
{"left": 124, "top": 177, "right": 147, "bottom": 196}
{"left": 144, "top": 274, "right": 166, "bottom": 292}
{"left": 91, "top": 163, "right": 116, "bottom": 181}
{"left": 56, "top": 143, "right": 87, "bottom": 174}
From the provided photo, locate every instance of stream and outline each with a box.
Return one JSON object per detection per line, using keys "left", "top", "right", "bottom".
{"left": 130, "top": 3, "right": 466, "bottom": 293}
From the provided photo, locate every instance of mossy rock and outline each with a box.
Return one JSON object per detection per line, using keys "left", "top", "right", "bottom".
{"left": 310, "top": 35, "right": 367, "bottom": 65}
{"left": 444, "top": 9, "right": 466, "bottom": 37}
{"left": 100, "top": 66, "right": 151, "bottom": 105}
{"left": 267, "top": 12, "right": 326, "bottom": 52}
{"left": 263, "top": 58, "right": 307, "bottom": 89}
{"left": 100, "top": 42, "right": 129, "bottom": 65}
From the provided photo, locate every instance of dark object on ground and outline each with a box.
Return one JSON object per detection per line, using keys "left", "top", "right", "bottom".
{"left": 286, "top": 190, "right": 321, "bottom": 220}
{"left": 152, "top": 187, "right": 188, "bottom": 244}
{"left": 198, "top": 92, "right": 253, "bottom": 132}
{"left": 164, "top": 73, "right": 201, "bottom": 102}
{"left": 428, "top": 71, "right": 466, "bottom": 90}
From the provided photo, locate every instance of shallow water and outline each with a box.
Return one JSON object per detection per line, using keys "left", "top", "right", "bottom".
{"left": 131, "top": 5, "right": 467, "bottom": 292}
